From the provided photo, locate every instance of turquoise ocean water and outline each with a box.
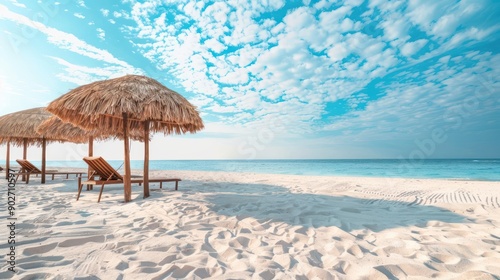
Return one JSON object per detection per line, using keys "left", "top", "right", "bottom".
{"left": 13, "top": 159, "right": 500, "bottom": 181}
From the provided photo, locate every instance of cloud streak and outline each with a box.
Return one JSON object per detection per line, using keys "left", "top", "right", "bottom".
{"left": 0, "top": 4, "right": 140, "bottom": 80}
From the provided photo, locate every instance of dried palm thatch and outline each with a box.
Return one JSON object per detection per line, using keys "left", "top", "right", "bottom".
{"left": 47, "top": 75, "right": 204, "bottom": 135}
{"left": 0, "top": 107, "right": 66, "bottom": 147}
{"left": 36, "top": 116, "right": 88, "bottom": 144}
{"left": 36, "top": 116, "right": 147, "bottom": 143}
{"left": 0, "top": 107, "right": 68, "bottom": 183}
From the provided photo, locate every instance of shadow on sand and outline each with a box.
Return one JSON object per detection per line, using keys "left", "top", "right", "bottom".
{"left": 188, "top": 181, "right": 468, "bottom": 232}
{"left": 46, "top": 178, "right": 469, "bottom": 232}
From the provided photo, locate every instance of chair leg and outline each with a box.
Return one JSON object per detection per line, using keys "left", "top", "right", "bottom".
{"left": 26, "top": 174, "right": 30, "bottom": 184}
{"left": 76, "top": 177, "right": 83, "bottom": 201}
{"left": 52, "top": 174, "right": 55, "bottom": 180}
{"left": 160, "top": 182, "right": 163, "bottom": 189}
{"left": 175, "top": 181, "right": 178, "bottom": 191}
{"left": 97, "top": 184, "right": 105, "bottom": 203}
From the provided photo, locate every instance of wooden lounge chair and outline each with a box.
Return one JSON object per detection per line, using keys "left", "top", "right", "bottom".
{"left": 15, "top": 159, "right": 84, "bottom": 184}
{"left": 77, "top": 156, "right": 181, "bottom": 202}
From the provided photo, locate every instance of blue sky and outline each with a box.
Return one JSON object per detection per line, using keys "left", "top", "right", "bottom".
{"left": 0, "top": 0, "right": 499, "bottom": 160}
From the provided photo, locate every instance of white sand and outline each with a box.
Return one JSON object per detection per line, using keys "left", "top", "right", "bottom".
{"left": 1, "top": 169, "right": 499, "bottom": 279}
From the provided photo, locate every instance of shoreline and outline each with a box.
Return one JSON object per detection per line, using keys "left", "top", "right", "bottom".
{"left": 50, "top": 166, "right": 500, "bottom": 183}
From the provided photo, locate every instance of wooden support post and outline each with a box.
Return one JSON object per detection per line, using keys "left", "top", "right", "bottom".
{"left": 122, "top": 113, "right": 132, "bottom": 202}
{"left": 87, "top": 136, "right": 94, "bottom": 191}
{"left": 41, "top": 137, "right": 46, "bottom": 184}
{"left": 143, "top": 120, "right": 150, "bottom": 199}
{"left": 5, "top": 141, "right": 10, "bottom": 179}
{"left": 22, "top": 138, "right": 27, "bottom": 181}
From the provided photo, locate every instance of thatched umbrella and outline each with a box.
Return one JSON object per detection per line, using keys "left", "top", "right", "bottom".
{"left": 47, "top": 74, "right": 204, "bottom": 202}
{"left": 0, "top": 107, "right": 65, "bottom": 182}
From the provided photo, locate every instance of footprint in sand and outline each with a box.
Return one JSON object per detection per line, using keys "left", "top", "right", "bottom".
{"left": 152, "top": 265, "right": 196, "bottom": 280}
{"left": 23, "top": 242, "right": 58, "bottom": 256}
{"left": 346, "top": 244, "right": 365, "bottom": 258}
{"left": 306, "top": 267, "right": 336, "bottom": 280}
{"left": 429, "top": 253, "right": 461, "bottom": 265}
{"left": 158, "top": 254, "right": 177, "bottom": 266}
{"left": 76, "top": 211, "right": 92, "bottom": 217}
{"left": 332, "top": 260, "right": 351, "bottom": 275}
{"left": 55, "top": 221, "right": 73, "bottom": 226}
{"left": 58, "top": 235, "right": 105, "bottom": 247}
{"left": 374, "top": 264, "right": 408, "bottom": 279}
{"left": 19, "top": 259, "right": 74, "bottom": 270}
{"left": 193, "top": 267, "right": 224, "bottom": 279}
{"left": 273, "top": 254, "right": 292, "bottom": 269}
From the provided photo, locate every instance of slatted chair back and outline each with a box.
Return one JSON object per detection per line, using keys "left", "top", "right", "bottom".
{"left": 16, "top": 159, "right": 41, "bottom": 173}
{"left": 83, "top": 157, "right": 123, "bottom": 181}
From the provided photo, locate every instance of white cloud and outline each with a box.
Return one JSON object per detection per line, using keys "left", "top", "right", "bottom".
{"left": 207, "top": 103, "right": 240, "bottom": 113}
{"left": 50, "top": 57, "right": 142, "bottom": 85}
{"left": 77, "top": 0, "right": 86, "bottom": 7}
{"left": 345, "top": 0, "right": 365, "bottom": 7}
{"left": 380, "top": 16, "right": 410, "bottom": 41}
{"left": 314, "top": 0, "right": 335, "bottom": 10}
{"left": 327, "top": 43, "right": 349, "bottom": 62}
{"left": 445, "top": 25, "right": 500, "bottom": 49}
{"left": 74, "top": 13, "right": 85, "bottom": 19}
{"left": 400, "top": 39, "right": 428, "bottom": 57}
{"left": 406, "top": 0, "right": 491, "bottom": 42}
{"left": 113, "top": 11, "right": 127, "bottom": 18}
{"left": 100, "top": 9, "right": 109, "bottom": 17}
{"left": 9, "top": 0, "right": 25, "bottom": 8}
{"left": 204, "top": 38, "right": 226, "bottom": 53}
{"left": 96, "top": 28, "right": 105, "bottom": 40}
{"left": 283, "top": 7, "right": 316, "bottom": 31}
{"left": 0, "top": 5, "right": 136, "bottom": 69}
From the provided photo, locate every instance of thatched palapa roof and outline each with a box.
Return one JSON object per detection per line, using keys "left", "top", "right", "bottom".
{"left": 0, "top": 107, "right": 66, "bottom": 146}
{"left": 46, "top": 75, "right": 204, "bottom": 135}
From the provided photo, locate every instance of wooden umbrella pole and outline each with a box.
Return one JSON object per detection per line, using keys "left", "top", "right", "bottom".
{"left": 22, "top": 138, "right": 27, "bottom": 181}
{"left": 41, "top": 137, "right": 46, "bottom": 184}
{"left": 87, "top": 136, "right": 94, "bottom": 190}
{"left": 143, "top": 120, "right": 150, "bottom": 199}
{"left": 5, "top": 140, "right": 10, "bottom": 179}
{"left": 123, "top": 113, "right": 132, "bottom": 202}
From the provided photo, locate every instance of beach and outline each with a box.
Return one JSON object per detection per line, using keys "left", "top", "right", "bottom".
{"left": 1, "top": 169, "right": 499, "bottom": 279}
